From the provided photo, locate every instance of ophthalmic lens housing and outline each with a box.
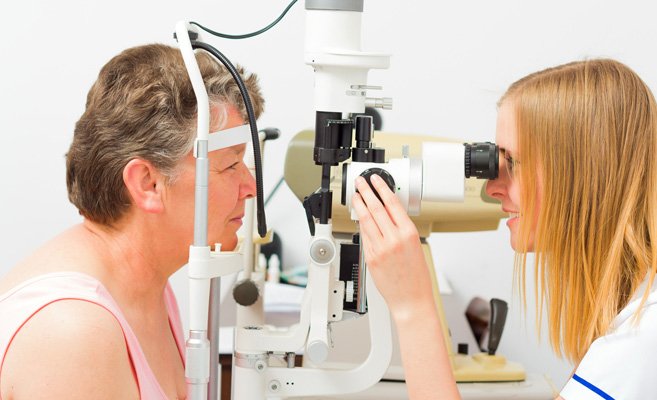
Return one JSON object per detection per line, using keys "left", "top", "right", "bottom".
{"left": 343, "top": 141, "right": 500, "bottom": 221}
{"left": 465, "top": 142, "right": 499, "bottom": 180}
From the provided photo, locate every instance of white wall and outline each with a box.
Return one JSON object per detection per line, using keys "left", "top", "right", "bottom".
{"left": 3, "top": 0, "right": 656, "bottom": 391}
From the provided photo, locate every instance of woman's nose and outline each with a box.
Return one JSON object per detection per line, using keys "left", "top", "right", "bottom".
{"left": 241, "top": 167, "right": 257, "bottom": 200}
{"left": 485, "top": 178, "right": 504, "bottom": 200}
{"left": 485, "top": 160, "right": 508, "bottom": 200}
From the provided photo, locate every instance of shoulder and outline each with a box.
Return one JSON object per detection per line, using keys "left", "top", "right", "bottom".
{"left": 559, "top": 301, "right": 657, "bottom": 399}
{"left": 586, "top": 300, "right": 657, "bottom": 370}
{"left": 1, "top": 299, "right": 139, "bottom": 400}
{"left": 0, "top": 225, "right": 106, "bottom": 296}
{"left": 613, "top": 288, "right": 657, "bottom": 338}
{"left": 0, "top": 226, "right": 104, "bottom": 296}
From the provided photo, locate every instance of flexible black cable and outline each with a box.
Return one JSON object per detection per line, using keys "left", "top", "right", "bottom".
{"left": 192, "top": 41, "right": 268, "bottom": 237}
{"left": 191, "top": 0, "right": 297, "bottom": 40}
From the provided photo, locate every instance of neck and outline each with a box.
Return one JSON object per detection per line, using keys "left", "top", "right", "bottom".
{"left": 81, "top": 217, "right": 180, "bottom": 309}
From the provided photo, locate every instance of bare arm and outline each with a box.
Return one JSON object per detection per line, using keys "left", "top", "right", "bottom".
{"left": 394, "top": 298, "right": 460, "bottom": 399}
{"left": 351, "top": 174, "right": 460, "bottom": 399}
{"left": 1, "top": 300, "right": 139, "bottom": 400}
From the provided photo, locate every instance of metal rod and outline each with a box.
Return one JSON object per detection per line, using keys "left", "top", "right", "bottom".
{"left": 193, "top": 140, "right": 209, "bottom": 246}
{"left": 208, "top": 277, "right": 222, "bottom": 400}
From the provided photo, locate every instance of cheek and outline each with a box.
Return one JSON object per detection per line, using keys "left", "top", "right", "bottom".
{"left": 534, "top": 195, "right": 542, "bottom": 219}
{"left": 507, "top": 182, "right": 521, "bottom": 206}
{"left": 208, "top": 177, "right": 240, "bottom": 215}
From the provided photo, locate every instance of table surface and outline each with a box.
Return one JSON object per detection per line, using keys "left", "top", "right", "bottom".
{"left": 298, "top": 374, "right": 558, "bottom": 400}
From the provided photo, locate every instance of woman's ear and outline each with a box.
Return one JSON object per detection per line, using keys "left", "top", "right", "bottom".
{"left": 122, "top": 159, "right": 165, "bottom": 214}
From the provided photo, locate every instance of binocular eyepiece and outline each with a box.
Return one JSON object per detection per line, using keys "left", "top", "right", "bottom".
{"left": 465, "top": 142, "right": 499, "bottom": 180}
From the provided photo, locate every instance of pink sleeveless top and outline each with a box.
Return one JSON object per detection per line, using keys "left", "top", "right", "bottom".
{"left": 0, "top": 272, "right": 186, "bottom": 399}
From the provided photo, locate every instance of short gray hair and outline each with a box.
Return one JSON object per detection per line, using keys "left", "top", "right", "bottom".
{"left": 66, "top": 43, "right": 264, "bottom": 225}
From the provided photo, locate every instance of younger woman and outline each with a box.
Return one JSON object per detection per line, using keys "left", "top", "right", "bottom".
{"left": 352, "top": 59, "right": 657, "bottom": 399}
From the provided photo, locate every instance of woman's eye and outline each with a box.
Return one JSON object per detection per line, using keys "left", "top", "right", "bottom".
{"left": 505, "top": 156, "right": 515, "bottom": 171}
{"left": 213, "top": 162, "right": 239, "bottom": 173}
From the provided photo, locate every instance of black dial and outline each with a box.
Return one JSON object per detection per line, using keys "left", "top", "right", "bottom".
{"left": 233, "top": 279, "right": 259, "bottom": 306}
{"left": 359, "top": 168, "right": 396, "bottom": 204}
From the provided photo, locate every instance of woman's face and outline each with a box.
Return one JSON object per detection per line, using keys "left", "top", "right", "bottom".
{"left": 485, "top": 101, "right": 540, "bottom": 252}
{"left": 165, "top": 104, "right": 256, "bottom": 260}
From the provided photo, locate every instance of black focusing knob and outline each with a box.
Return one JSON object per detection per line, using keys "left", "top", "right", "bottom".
{"left": 233, "top": 279, "right": 260, "bottom": 307}
{"left": 358, "top": 168, "right": 396, "bottom": 204}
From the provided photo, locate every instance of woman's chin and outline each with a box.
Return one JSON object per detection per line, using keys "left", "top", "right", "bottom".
{"left": 208, "top": 229, "right": 238, "bottom": 251}
{"left": 509, "top": 235, "right": 535, "bottom": 253}
{"left": 218, "top": 234, "right": 238, "bottom": 251}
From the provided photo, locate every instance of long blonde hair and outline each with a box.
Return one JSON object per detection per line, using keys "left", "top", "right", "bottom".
{"left": 501, "top": 59, "right": 657, "bottom": 362}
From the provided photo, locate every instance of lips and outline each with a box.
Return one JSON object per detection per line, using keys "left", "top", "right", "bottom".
{"left": 230, "top": 214, "right": 245, "bottom": 224}
{"left": 502, "top": 208, "right": 519, "bottom": 228}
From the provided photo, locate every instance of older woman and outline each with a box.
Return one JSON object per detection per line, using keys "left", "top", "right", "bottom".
{"left": 0, "top": 44, "right": 264, "bottom": 400}
{"left": 353, "top": 59, "right": 657, "bottom": 399}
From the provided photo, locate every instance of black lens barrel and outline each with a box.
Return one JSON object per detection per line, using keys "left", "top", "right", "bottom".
{"left": 465, "top": 142, "right": 499, "bottom": 179}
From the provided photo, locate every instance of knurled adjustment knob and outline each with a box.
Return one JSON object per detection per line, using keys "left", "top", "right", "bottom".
{"left": 359, "top": 167, "right": 396, "bottom": 204}
{"left": 464, "top": 143, "right": 472, "bottom": 178}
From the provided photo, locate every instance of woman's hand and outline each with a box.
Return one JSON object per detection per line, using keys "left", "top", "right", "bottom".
{"left": 351, "top": 173, "right": 461, "bottom": 399}
{"left": 350, "top": 174, "right": 436, "bottom": 320}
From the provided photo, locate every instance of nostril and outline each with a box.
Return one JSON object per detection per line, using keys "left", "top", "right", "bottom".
{"left": 484, "top": 180, "right": 504, "bottom": 199}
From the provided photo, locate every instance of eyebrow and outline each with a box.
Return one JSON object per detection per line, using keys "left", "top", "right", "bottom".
{"left": 233, "top": 144, "right": 247, "bottom": 156}
{"left": 499, "top": 148, "right": 515, "bottom": 157}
